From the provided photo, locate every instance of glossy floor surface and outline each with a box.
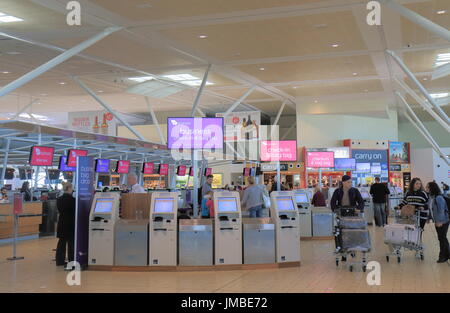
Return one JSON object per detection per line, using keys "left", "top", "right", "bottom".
{"left": 0, "top": 222, "right": 449, "bottom": 293}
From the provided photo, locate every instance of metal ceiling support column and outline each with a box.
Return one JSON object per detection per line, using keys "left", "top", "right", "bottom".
{"left": 33, "top": 133, "right": 42, "bottom": 190}
{"left": 12, "top": 99, "right": 39, "bottom": 120}
{"left": 281, "top": 123, "right": 296, "bottom": 140}
{"left": 0, "top": 139, "right": 11, "bottom": 188}
{"left": 381, "top": 0, "right": 450, "bottom": 42}
{"left": 0, "top": 27, "right": 121, "bottom": 98}
{"left": 192, "top": 150, "right": 199, "bottom": 218}
{"left": 145, "top": 97, "right": 165, "bottom": 145}
{"left": 196, "top": 108, "right": 206, "bottom": 117}
{"left": 73, "top": 77, "right": 146, "bottom": 141}
{"left": 273, "top": 100, "right": 287, "bottom": 126}
{"left": 386, "top": 50, "right": 450, "bottom": 126}
{"left": 396, "top": 92, "right": 450, "bottom": 166}
{"left": 394, "top": 77, "right": 450, "bottom": 133}
{"left": 191, "top": 64, "right": 211, "bottom": 117}
{"left": 223, "top": 86, "right": 256, "bottom": 117}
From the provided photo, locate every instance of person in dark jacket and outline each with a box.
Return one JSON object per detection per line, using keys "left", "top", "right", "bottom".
{"left": 20, "top": 181, "right": 32, "bottom": 202}
{"left": 370, "top": 177, "right": 390, "bottom": 227}
{"left": 311, "top": 185, "right": 326, "bottom": 207}
{"left": 55, "top": 182, "right": 76, "bottom": 266}
{"left": 426, "top": 182, "right": 450, "bottom": 263}
{"left": 330, "top": 175, "right": 365, "bottom": 212}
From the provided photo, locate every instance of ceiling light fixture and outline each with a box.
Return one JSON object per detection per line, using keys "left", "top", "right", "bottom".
{"left": 314, "top": 100, "right": 318, "bottom": 103}
{"left": 1, "top": 71, "right": 10, "bottom": 74}
{"left": 259, "top": 67, "right": 265, "bottom": 71}
{"left": 352, "top": 72, "right": 358, "bottom": 76}
{"left": 59, "top": 82, "right": 66, "bottom": 85}
{"left": 18, "top": 113, "right": 48, "bottom": 121}
{"left": 434, "top": 52, "right": 450, "bottom": 67}
{"left": 430, "top": 92, "right": 449, "bottom": 99}
{"left": 198, "top": 35, "right": 208, "bottom": 39}
{"left": 128, "top": 76, "right": 154, "bottom": 83}
{"left": 0, "top": 12, "right": 24, "bottom": 23}
{"left": 5, "top": 51, "right": 21, "bottom": 55}
{"left": 162, "top": 73, "right": 214, "bottom": 86}
{"left": 331, "top": 44, "right": 339, "bottom": 48}
{"left": 436, "top": 10, "right": 446, "bottom": 15}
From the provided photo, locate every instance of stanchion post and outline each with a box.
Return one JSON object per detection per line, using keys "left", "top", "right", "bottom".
{"left": 7, "top": 193, "right": 24, "bottom": 261}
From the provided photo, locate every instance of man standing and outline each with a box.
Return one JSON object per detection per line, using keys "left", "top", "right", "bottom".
{"left": 370, "top": 177, "right": 390, "bottom": 226}
{"left": 330, "top": 175, "right": 364, "bottom": 213}
{"left": 127, "top": 173, "right": 146, "bottom": 193}
{"left": 202, "top": 174, "right": 214, "bottom": 197}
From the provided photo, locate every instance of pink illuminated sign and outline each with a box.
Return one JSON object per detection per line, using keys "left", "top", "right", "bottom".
{"left": 260, "top": 141, "right": 297, "bottom": 162}
{"left": 306, "top": 151, "right": 335, "bottom": 168}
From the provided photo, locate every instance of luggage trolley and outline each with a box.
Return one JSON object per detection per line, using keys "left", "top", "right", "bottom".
{"left": 334, "top": 207, "right": 371, "bottom": 272}
{"left": 384, "top": 209, "right": 424, "bottom": 263}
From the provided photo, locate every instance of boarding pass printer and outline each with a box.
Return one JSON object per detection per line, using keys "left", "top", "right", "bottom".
{"left": 270, "top": 191, "right": 300, "bottom": 263}
{"left": 88, "top": 193, "right": 120, "bottom": 266}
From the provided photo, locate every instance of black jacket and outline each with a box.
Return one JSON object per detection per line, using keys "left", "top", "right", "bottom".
{"left": 370, "top": 183, "right": 390, "bottom": 204}
{"left": 56, "top": 193, "right": 76, "bottom": 239}
{"left": 330, "top": 187, "right": 365, "bottom": 212}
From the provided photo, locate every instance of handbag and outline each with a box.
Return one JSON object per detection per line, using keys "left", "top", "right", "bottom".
{"left": 400, "top": 204, "right": 416, "bottom": 218}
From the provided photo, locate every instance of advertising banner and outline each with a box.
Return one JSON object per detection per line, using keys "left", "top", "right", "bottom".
{"left": 352, "top": 149, "right": 388, "bottom": 165}
{"left": 75, "top": 156, "right": 94, "bottom": 269}
{"left": 389, "top": 142, "right": 410, "bottom": 164}
{"left": 167, "top": 117, "right": 223, "bottom": 150}
{"left": 216, "top": 111, "right": 261, "bottom": 142}
{"left": 306, "top": 151, "right": 335, "bottom": 168}
{"left": 68, "top": 110, "right": 117, "bottom": 136}
{"left": 260, "top": 140, "right": 297, "bottom": 162}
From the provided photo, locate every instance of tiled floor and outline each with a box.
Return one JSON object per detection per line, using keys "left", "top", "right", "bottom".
{"left": 0, "top": 222, "right": 449, "bottom": 293}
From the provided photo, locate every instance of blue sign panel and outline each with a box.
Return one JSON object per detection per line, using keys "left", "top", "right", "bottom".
{"left": 75, "top": 156, "right": 94, "bottom": 269}
{"left": 352, "top": 149, "right": 388, "bottom": 165}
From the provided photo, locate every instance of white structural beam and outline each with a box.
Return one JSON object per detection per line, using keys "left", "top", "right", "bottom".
{"left": 381, "top": 0, "right": 450, "bottom": 42}
{"left": 11, "top": 99, "right": 40, "bottom": 120}
{"left": 73, "top": 77, "right": 146, "bottom": 141}
{"left": 396, "top": 92, "right": 450, "bottom": 166}
{"left": 432, "top": 62, "right": 450, "bottom": 81}
{"left": 223, "top": 86, "right": 256, "bottom": 117}
{"left": 0, "top": 27, "right": 121, "bottom": 98}
{"left": 145, "top": 97, "right": 166, "bottom": 145}
{"left": 386, "top": 50, "right": 450, "bottom": 126}
{"left": 273, "top": 100, "right": 287, "bottom": 126}
{"left": 191, "top": 64, "right": 211, "bottom": 117}
{"left": 394, "top": 77, "right": 450, "bottom": 133}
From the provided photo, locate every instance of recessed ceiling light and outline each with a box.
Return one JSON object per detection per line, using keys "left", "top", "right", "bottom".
{"left": 259, "top": 67, "right": 265, "bottom": 71}
{"left": 0, "top": 12, "right": 24, "bottom": 23}
{"left": 198, "top": 35, "right": 208, "bottom": 39}
{"left": 137, "top": 3, "right": 152, "bottom": 8}
{"left": 59, "top": 82, "right": 66, "bottom": 85}
{"left": 352, "top": 72, "right": 358, "bottom": 76}
{"left": 293, "top": 86, "right": 298, "bottom": 89}
{"left": 430, "top": 92, "right": 449, "bottom": 99}
{"left": 436, "top": 10, "right": 446, "bottom": 15}
{"left": 98, "top": 90, "right": 104, "bottom": 93}
{"left": 422, "top": 77, "right": 428, "bottom": 81}
{"left": 40, "top": 93, "right": 48, "bottom": 96}
{"left": 331, "top": 44, "right": 339, "bottom": 48}
{"left": 1, "top": 71, "right": 10, "bottom": 74}
{"left": 314, "top": 100, "right": 318, "bottom": 103}
{"left": 5, "top": 51, "right": 21, "bottom": 55}
{"left": 313, "top": 24, "right": 328, "bottom": 29}
{"left": 364, "top": 89, "right": 369, "bottom": 92}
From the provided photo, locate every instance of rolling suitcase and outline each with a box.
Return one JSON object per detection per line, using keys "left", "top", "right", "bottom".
{"left": 384, "top": 224, "right": 420, "bottom": 247}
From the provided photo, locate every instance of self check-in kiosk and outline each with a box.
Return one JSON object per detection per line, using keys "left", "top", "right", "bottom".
{"left": 214, "top": 191, "right": 242, "bottom": 265}
{"left": 359, "top": 188, "right": 374, "bottom": 225}
{"left": 88, "top": 193, "right": 120, "bottom": 266}
{"left": 149, "top": 192, "right": 178, "bottom": 266}
{"left": 270, "top": 191, "right": 300, "bottom": 263}
{"left": 294, "top": 190, "right": 312, "bottom": 237}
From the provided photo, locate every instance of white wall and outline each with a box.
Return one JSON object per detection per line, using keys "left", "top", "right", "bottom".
{"left": 411, "top": 147, "right": 450, "bottom": 184}
{"left": 398, "top": 120, "right": 450, "bottom": 149}
{"left": 296, "top": 111, "right": 398, "bottom": 148}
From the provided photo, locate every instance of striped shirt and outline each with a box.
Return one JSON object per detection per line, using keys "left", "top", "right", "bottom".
{"left": 399, "top": 190, "right": 429, "bottom": 215}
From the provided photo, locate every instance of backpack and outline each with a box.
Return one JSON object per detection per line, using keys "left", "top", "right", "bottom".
{"left": 443, "top": 196, "right": 450, "bottom": 211}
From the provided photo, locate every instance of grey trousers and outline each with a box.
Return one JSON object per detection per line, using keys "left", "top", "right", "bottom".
{"left": 373, "top": 203, "right": 387, "bottom": 226}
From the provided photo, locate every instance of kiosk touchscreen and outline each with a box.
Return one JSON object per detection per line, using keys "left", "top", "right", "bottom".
{"left": 88, "top": 193, "right": 120, "bottom": 266}
{"left": 270, "top": 191, "right": 300, "bottom": 263}
{"left": 149, "top": 192, "right": 178, "bottom": 266}
{"left": 213, "top": 191, "right": 242, "bottom": 265}
{"left": 294, "top": 190, "right": 312, "bottom": 237}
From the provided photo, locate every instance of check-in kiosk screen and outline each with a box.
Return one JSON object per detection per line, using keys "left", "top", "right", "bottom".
{"left": 217, "top": 197, "right": 238, "bottom": 212}
{"left": 154, "top": 198, "right": 174, "bottom": 213}
{"left": 276, "top": 196, "right": 296, "bottom": 211}
{"left": 94, "top": 198, "right": 114, "bottom": 213}
{"left": 295, "top": 193, "right": 308, "bottom": 204}
{"left": 361, "top": 191, "right": 370, "bottom": 199}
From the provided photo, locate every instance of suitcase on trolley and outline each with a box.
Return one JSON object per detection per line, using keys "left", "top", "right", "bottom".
{"left": 338, "top": 217, "right": 367, "bottom": 229}
{"left": 336, "top": 229, "right": 371, "bottom": 252}
{"left": 384, "top": 224, "right": 420, "bottom": 247}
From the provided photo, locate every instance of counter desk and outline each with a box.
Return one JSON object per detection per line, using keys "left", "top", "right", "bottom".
{"left": 0, "top": 201, "right": 43, "bottom": 240}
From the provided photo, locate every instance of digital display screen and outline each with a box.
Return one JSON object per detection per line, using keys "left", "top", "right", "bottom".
{"left": 59, "top": 156, "right": 76, "bottom": 172}
{"left": 159, "top": 164, "right": 169, "bottom": 175}
{"left": 276, "top": 196, "right": 296, "bottom": 211}
{"left": 29, "top": 146, "right": 54, "bottom": 166}
{"left": 167, "top": 117, "right": 224, "bottom": 150}
{"left": 94, "top": 198, "right": 114, "bottom": 213}
{"left": 361, "top": 191, "right": 370, "bottom": 199}
{"left": 177, "top": 165, "right": 187, "bottom": 176}
{"left": 295, "top": 193, "right": 308, "bottom": 204}
{"left": 95, "top": 159, "right": 110, "bottom": 173}
{"left": 356, "top": 163, "right": 371, "bottom": 173}
{"left": 371, "top": 164, "right": 381, "bottom": 174}
{"left": 154, "top": 198, "right": 174, "bottom": 213}
{"left": 142, "top": 162, "right": 155, "bottom": 174}
{"left": 217, "top": 197, "right": 238, "bottom": 212}
{"left": 67, "top": 149, "right": 88, "bottom": 167}
{"left": 307, "top": 151, "right": 334, "bottom": 168}
{"left": 204, "top": 168, "right": 212, "bottom": 176}
{"left": 260, "top": 140, "right": 297, "bottom": 161}
{"left": 115, "top": 160, "right": 130, "bottom": 174}
{"left": 189, "top": 167, "right": 194, "bottom": 177}
{"left": 334, "top": 158, "right": 356, "bottom": 171}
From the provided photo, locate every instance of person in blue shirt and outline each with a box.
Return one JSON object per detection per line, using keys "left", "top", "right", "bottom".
{"left": 201, "top": 191, "right": 213, "bottom": 218}
{"left": 426, "top": 181, "right": 450, "bottom": 263}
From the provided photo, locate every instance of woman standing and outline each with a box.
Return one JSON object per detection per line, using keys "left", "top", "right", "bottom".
{"left": 55, "top": 182, "right": 76, "bottom": 267}
{"left": 398, "top": 178, "right": 429, "bottom": 230}
{"left": 20, "top": 181, "right": 32, "bottom": 202}
{"left": 426, "top": 182, "right": 450, "bottom": 263}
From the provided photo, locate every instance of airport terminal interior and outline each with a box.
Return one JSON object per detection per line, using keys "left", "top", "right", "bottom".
{"left": 0, "top": 0, "right": 449, "bottom": 294}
